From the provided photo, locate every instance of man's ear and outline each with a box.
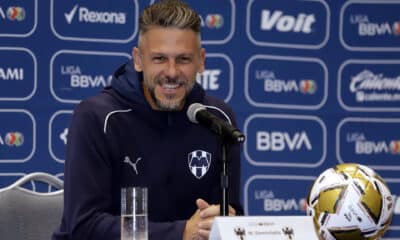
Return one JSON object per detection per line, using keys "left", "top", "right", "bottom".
{"left": 198, "top": 48, "right": 206, "bottom": 73}
{"left": 132, "top": 47, "right": 143, "bottom": 72}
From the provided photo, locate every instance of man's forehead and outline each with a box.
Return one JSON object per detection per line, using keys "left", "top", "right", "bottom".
{"left": 137, "top": 26, "right": 201, "bottom": 47}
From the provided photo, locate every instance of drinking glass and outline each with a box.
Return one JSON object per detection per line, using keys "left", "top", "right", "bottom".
{"left": 121, "top": 187, "right": 148, "bottom": 240}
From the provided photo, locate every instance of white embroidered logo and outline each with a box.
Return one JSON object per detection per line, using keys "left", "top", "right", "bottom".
{"left": 124, "top": 156, "right": 142, "bottom": 175}
{"left": 188, "top": 150, "right": 212, "bottom": 179}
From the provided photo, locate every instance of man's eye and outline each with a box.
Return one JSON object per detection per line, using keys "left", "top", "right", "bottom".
{"left": 153, "top": 56, "right": 166, "bottom": 62}
{"left": 178, "top": 57, "right": 192, "bottom": 63}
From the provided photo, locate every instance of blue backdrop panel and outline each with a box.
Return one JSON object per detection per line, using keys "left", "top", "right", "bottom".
{"left": 0, "top": 0, "right": 399, "bottom": 238}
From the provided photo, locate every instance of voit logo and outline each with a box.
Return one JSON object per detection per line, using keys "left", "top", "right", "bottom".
{"left": 0, "top": 132, "right": 24, "bottom": 147}
{"left": 64, "top": 4, "right": 126, "bottom": 25}
{"left": 350, "top": 69, "right": 400, "bottom": 103}
{"left": 261, "top": 9, "right": 315, "bottom": 34}
{"left": 0, "top": 67, "right": 24, "bottom": 81}
{"left": 200, "top": 14, "right": 224, "bottom": 29}
{"left": 350, "top": 14, "right": 400, "bottom": 37}
{"left": 0, "top": 6, "right": 26, "bottom": 21}
{"left": 255, "top": 70, "right": 317, "bottom": 94}
{"left": 346, "top": 132, "right": 400, "bottom": 155}
{"left": 61, "top": 65, "right": 112, "bottom": 89}
{"left": 255, "top": 190, "right": 307, "bottom": 213}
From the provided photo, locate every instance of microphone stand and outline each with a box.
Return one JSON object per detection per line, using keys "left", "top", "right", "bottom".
{"left": 220, "top": 142, "right": 229, "bottom": 216}
{"left": 205, "top": 118, "right": 245, "bottom": 216}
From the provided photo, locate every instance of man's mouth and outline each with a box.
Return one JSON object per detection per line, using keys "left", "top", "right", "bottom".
{"left": 162, "top": 83, "right": 181, "bottom": 90}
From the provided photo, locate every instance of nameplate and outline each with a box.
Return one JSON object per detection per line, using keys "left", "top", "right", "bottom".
{"left": 210, "top": 216, "right": 318, "bottom": 240}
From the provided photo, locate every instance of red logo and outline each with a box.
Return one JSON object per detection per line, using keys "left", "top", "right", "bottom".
{"left": 393, "top": 21, "right": 400, "bottom": 36}
{"left": 7, "top": 6, "right": 25, "bottom": 21}
{"left": 5, "top": 132, "right": 24, "bottom": 147}
{"left": 206, "top": 14, "right": 224, "bottom": 29}
{"left": 300, "top": 80, "right": 317, "bottom": 94}
{"left": 390, "top": 140, "right": 400, "bottom": 154}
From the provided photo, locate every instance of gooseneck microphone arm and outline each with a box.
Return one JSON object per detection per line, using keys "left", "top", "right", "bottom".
{"left": 187, "top": 103, "right": 245, "bottom": 216}
{"left": 186, "top": 103, "right": 245, "bottom": 144}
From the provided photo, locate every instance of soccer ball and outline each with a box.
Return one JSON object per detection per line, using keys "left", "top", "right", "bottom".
{"left": 307, "top": 163, "right": 394, "bottom": 240}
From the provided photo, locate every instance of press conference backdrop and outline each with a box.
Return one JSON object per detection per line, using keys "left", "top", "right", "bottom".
{"left": 0, "top": 0, "right": 399, "bottom": 238}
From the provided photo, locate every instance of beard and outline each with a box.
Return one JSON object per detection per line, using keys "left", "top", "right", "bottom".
{"left": 143, "top": 76, "right": 195, "bottom": 111}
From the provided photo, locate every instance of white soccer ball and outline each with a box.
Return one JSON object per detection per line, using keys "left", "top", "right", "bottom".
{"left": 307, "top": 163, "right": 394, "bottom": 240}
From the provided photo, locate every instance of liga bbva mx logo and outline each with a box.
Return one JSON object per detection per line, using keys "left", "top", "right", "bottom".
{"left": 188, "top": 150, "right": 212, "bottom": 179}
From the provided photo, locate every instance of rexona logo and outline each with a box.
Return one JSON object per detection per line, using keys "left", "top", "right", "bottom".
{"left": 65, "top": 4, "right": 126, "bottom": 25}
{"left": 0, "top": 68, "right": 24, "bottom": 81}
{"left": 61, "top": 65, "right": 112, "bottom": 88}
{"left": 261, "top": 10, "right": 315, "bottom": 34}
{"left": 255, "top": 70, "right": 317, "bottom": 94}
{"left": 346, "top": 132, "right": 400, "bottom": 155}
{"left": 255, "top": 190, "right": 307, "bottom": 213}
{"left": 196, "top": 69, "right": 221, "bottom": 90}
{"left": 350, "top": 70, "right": 400, "bottom": 103}
{"left": 257, "top": 131, "right": 312, "bottom": 152}
{"left": 350, "top": 15, "right": 400, "bottom": 37}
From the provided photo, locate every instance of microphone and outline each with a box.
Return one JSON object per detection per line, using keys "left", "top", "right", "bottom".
{"left": 187, "top": 103, "right": 245, "bottom": 144}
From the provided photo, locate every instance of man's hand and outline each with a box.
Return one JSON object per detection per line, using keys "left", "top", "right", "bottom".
{"left": 183, "top": 199, "right": 236, "bottom": 240}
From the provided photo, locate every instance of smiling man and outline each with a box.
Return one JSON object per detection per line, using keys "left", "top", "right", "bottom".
{"left": 52, "top": 1, "right": 242, "bottom": 240}
{"left": 134, "top": 26, "right": 205, "bottom": 111}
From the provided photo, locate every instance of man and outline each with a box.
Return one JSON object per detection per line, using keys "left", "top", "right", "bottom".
{"left": 52, "top": 0, "right": 242, "bottom": 239}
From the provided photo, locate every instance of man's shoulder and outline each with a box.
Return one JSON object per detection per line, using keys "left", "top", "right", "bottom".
{"left": 73, "top": 89, "right": 130, "bottom": 121}
{"left": 203, "top": 95, "right": 232, "bottom": 112}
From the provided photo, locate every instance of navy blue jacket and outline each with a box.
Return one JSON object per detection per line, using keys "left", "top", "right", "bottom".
{"left": 52, "top": 61, "right": 242, "bottom": 240}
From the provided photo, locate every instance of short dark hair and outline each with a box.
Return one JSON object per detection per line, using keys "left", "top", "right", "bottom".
{"left": 139, "top": 0, "right": 201, "bottom": 35}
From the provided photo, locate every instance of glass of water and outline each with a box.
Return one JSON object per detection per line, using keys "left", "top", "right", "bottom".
{"left": 121, "top": 187, "right": 148, "bottom": 240}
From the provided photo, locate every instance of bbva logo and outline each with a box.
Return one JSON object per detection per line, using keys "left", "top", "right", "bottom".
{"left": 257, "top": 131, "right": 312, "bottom": 152}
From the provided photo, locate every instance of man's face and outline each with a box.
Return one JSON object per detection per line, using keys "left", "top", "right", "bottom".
{"left": 133, "top": 27, "right": 205, "bottom": 111}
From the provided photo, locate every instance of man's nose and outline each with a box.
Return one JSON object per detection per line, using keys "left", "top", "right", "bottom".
{"left": 165, "top": 60, "right": 178, "bottom": 78}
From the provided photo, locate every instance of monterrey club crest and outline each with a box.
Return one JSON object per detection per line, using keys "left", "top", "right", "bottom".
{"left": 188, "top": 150, "right": 212, "bottom": 179}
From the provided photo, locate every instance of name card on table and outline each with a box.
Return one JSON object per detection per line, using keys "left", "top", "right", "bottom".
{"left": 210, "top": 216, "right": 319, "bottom": 240}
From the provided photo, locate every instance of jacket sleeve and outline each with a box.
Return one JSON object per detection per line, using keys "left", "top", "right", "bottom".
{"left": 149, "top": 221, "right": 186, "bottom": 240}
{"left": 61, "top": 101, "right": 121, "bottom": 240}
{"left": 58, "top": 101, "right": 191, "bottom": 240}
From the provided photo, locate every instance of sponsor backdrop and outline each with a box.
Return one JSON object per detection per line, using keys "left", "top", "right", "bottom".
{"left": 1, "top": 0, "right": 399, "bottom": 237}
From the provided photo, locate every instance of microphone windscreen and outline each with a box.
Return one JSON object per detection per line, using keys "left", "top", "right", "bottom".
{"left": 187, "top": 103, "right": 206, "bottom": 124}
